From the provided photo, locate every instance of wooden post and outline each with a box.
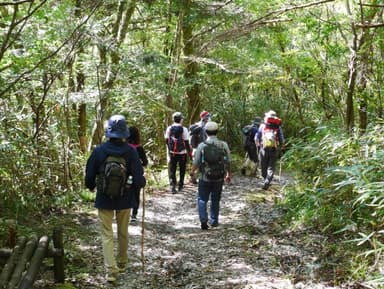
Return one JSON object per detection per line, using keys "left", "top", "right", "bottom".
{"left": 7, "top": 236, "right": 38, "bottom": 289}
{"left": 18, "top": 236, "right": 50, "bottom": 289}
{"left": 52, "top": 227, "right": 65, "bottom": 283}
{"left": 0, "top": 237, "right": 27, "bottom": 287}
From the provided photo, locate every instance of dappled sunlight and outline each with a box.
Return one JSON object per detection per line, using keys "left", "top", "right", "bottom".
{"left": 63, "top": 175, "right": 345, "bottom": 288}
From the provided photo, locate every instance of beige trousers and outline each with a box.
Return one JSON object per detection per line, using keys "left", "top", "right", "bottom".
{"left": 98, "top": 209, "right": 131, "bottom": 274}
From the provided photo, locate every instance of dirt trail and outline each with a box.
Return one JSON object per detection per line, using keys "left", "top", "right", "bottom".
{"left": 75, "top": 174, "right": 341, "bottom": 289}
{"left": 61, "top": 173, "right": 352, "bottom": 289}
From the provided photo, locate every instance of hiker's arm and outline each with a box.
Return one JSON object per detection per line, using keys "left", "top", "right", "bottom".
{"left": 190, "top": 144, "right": 202, "bottom": 176}
{"left": 254, "top": 127, "right": 262, "bottom": 147}
{"left": 278, "top": 127, "right": 285, "bottom": 146}
{"left": 85, "top": 148, "right": 101, "bottom": 191}
{"left": 224, "top": 144, "right": 232, "bottom": 184}
{"left": 129, "top": 153, "right": 146, "bottom": 188}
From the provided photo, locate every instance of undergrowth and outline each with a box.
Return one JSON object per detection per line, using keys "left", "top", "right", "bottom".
{"left": 281, "top": 124, "right": 384, "bottom": 285}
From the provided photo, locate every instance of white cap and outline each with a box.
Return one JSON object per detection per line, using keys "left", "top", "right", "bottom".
{"left": 205, "top": 121, "right": 218, "bottom": 132}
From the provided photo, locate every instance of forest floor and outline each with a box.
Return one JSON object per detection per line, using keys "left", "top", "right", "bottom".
{"left": 35, "top": 172, "right": 360, "bottom": 289}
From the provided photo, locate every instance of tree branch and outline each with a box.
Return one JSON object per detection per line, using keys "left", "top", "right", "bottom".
{"left": 355, "top": 22, "right": 384, "bottom": 28}
{"left": 198, "top": 0, "right": 336, "bottom": 54}
{"left": 0, "top": 2, "right": 102, "bottom": 98}
{"left": 0, "top": 0, "right": 33, "bottom": 6}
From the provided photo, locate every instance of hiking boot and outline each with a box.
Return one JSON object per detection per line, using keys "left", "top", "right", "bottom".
{"left": 106, "top": 273, "right": 117, "bottom": 282}
{"left": 178, "top": 184, "right": 184, "bottom": 191}
{"left": 210, "top": 222, "right": 219, "bottom": 228}
{"left": 201, "top": 222, "right": 208, "bottom": 230}
{"left": 117, "top": 263, "right": 127, "bottom": 273}
{"left": 262, "top": 180, "right": 270, "bottom": 190}
{"left": 131, "top": 215, "right": 137, "bottom": 223}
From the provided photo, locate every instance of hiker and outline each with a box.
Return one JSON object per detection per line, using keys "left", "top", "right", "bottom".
{"left": 241, "top": 116, "right": 262, "bottom": 176}
{"left": 127, "top": 126, "right": 148, "bottom": 222}
{"left": 255, "top": 110, "right": 285, "bottom": 190}
{"left": 189, "top": 111, "right": 211, "bottom": 184}
{"left": 189, "top": 110, "right": 211, "bottom": 152}
{"left": 164, "top": 112, "right": 192, "bottom": 193}
{"left": 190, "top": 121, "right": 231, "bottom": 230}
{"left": 85, "top": 115, "right": 146, "bottom": 282}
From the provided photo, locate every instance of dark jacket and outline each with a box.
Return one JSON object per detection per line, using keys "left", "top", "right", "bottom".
{"left": 85, "top": 140, "right": 146, "bottom": 210}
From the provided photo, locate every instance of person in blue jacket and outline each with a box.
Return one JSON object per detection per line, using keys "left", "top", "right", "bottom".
{"left": 85, "top": 115, "right": 146, "bottom": 283}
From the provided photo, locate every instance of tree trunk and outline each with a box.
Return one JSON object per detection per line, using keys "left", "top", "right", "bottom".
{"left": 345, "top": 0, "right": 378, "bottom": 133}
{"left": 90, "top": 0, "right": 137, "bottom": 147}
{"left": 181, "top": 0, "right": 201, "bottom": 124}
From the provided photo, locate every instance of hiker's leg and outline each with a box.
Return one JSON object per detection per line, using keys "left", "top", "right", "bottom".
{"left": 197, "top": 180, "right": 210, "bottom": 223}
{"left": 98, "top": 209, "right": 118, "bottom": 274}
{"left": 259, "top": 148, "right": 268, "bottom": 179}
{"left": 169, "top": 155, "right": 177, "bottom": 190}
{"left": 178, "top": 154, "right": 187, "bottom": 189}
{"left": 115, "top": 209, "right": 131, "bottom": 267}
{"left": 132, "top": 187, "right": 140, "bottom": 217}
{"left": 266, "top": 149, "right": 277, "bottom": 182}
{"left": 209, "top": 181, "right": 223, "bottom": 226}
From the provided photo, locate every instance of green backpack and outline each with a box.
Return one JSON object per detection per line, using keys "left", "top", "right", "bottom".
{"left": 201, "top": 142, "right": 226, "bottom": 181}
{"left": 102, "top": 155, "right": 127, "bottom": 199}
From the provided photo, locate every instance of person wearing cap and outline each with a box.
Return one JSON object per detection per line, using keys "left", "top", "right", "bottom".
{"left": 189, "top": 110, "right": 211, "bottom": 150}
{"left": 164, "top": 112, "right": 192, "bottom": 193}
{"left": 190, "top": 121, "right": 231, "bottom": 230}
{"left": 255, "top": 110, "right": 284, "bottom": 190}
{"left": 85, "top": 115, "right": 146, "bottom": 282}
{"left": 189, "top": 111, "right": 212, "bottom": 184}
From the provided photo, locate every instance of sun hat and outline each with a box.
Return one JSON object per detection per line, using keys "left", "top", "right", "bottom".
{"left": 105, "top": 115, "right": 130, "bottom": 139}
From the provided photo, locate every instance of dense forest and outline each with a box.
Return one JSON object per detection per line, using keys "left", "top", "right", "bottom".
{"left": 1, "top": 0, "right": 384, "bottom": 288}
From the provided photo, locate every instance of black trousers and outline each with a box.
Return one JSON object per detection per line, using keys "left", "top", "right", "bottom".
{"left": 246, "top": 144, "right": 258, "bottom": 163}
{"left": 259, "top": 147, "right": 278, "bottom": 182}
{"left": 168, "top": 154, "right": 187, "bottom": 187}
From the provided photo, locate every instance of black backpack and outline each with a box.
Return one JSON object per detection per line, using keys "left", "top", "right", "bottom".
{"left": 102, "top": 155, "right": 127, "bottom": 199}
{"left": 189, "top": 124, "right": 202, "bottom": 149}
{"left": 201, "top": 142, "right": 226, "bottom": 180}
{"left": 168, "top": 125, "right": 185, "bottom": 153}
{"left": 242, "top": 125, "right": 258, "bottom": 149}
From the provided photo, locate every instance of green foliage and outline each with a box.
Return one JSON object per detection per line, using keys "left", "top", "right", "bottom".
{"left": 281, "top": 123, "right": 384, "bottom": 282}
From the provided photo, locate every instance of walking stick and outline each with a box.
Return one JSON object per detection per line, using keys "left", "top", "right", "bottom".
{"left": 141, "top": 187, "right": 145, "bottom": 272}
{"left": 279, "top": 158, "right": 282, "bottom": 185}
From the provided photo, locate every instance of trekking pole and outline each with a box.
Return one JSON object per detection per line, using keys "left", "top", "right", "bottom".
{"left": 279, "top": 159, "right": 282, "bottom": 185}
{"left": 141, "top": 187, "right": 145, "bottom": 272}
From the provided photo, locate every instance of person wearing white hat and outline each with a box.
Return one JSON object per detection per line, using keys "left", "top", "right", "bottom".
{"left": 190, "top": 121, "right": 231, "bottom": 230}
{"left": 255, "top": 110, "right": 285, "bottom": 190}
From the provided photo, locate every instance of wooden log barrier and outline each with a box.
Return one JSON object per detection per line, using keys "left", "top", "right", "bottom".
{"left": 0, "top": 237, "right": 27, "bottom": 288}
{"left": 7, "top": 235, "right": 38, "bottom": 289}
{"left": 52, "top": 227, "right": 65, "bottom": 283}
{"left": 18, "top": 236, "right": 49, "bottom": 289}
{"left": 0, "top": 227, "right": 65, "bottom": 289}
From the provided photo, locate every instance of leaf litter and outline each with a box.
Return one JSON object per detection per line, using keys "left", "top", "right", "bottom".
{"left": 37, "top": 174, "right": 357, "bottom": 289}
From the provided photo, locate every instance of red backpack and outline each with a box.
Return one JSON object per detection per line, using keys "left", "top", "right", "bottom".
{"left": 261, "top": 117, "right": 281, "bottom": 148}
